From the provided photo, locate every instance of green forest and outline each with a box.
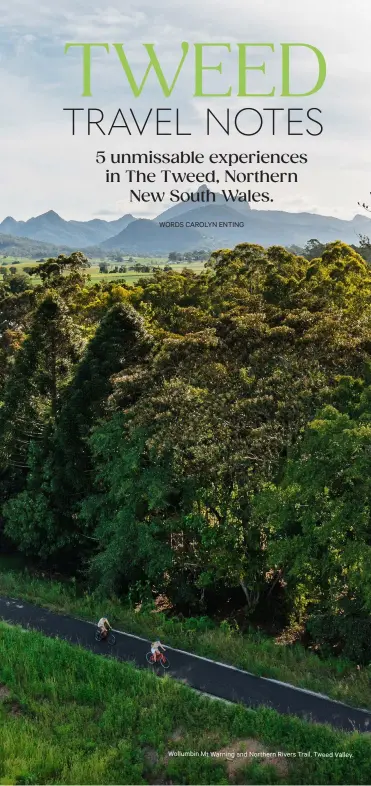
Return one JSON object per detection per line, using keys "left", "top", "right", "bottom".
{"left": 1, "top": 241, "right": 371, "bottom": 665}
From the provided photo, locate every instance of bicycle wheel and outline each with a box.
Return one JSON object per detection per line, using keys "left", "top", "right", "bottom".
{"left": 108, "top": 633, "right": 116, "bottom": 645}
{"left": 95, "top": 629, "right": 102, "bottom": 642}
{"left": 146, "top": 652, "right": 155, "bottom": 664}
{"left": 161, "top": 656, "right": 170, "bottom": 670}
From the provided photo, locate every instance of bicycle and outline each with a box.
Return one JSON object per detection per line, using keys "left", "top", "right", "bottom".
{"left": 146, "top": 651, "right": 170, "bottom": 669}
{"left": 95, "top": 628, "right": 116, "bottom": 645}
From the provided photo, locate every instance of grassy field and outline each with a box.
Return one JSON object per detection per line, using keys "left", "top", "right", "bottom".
{"left": 0, "top": 257, "right": 206, "bottom": 284}
{"left": 0, "top": 565, "right": 369, "bottom": 713}
{"left": 0, "top": 257, "right": 35, "bottom": 264}
{"left": 1, "top": 622, "right": 371, "bottom": 785}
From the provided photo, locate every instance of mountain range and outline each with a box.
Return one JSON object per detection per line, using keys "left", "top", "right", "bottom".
{"left": 2, "top": 187, "right": 371, "bottom": 256}
{"left": 0, "top": 232, "right": 78, "bottom": 260}
{"left": 0, "top": 211, "right": 135, "bottom": 250}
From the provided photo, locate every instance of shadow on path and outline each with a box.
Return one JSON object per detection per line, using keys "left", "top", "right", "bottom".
{"left": 1, "top": 595, "right": 370, "bottom": 733}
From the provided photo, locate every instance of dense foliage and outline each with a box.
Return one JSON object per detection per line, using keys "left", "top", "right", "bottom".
{"left": 1, "top": 242, "right": 371, "bottom": 661}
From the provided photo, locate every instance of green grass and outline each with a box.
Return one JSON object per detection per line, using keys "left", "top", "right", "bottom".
{"left": 0, "top": 623, "right": 371, "bottom": 785}
{"left": 0, "top": 257, "right": 37, "bottom": 264}
{"left": 0, "top": 566, "right": 370, "bottom": 712}
{"left": 0, "top": 257, "right": 206, "bottom": 285}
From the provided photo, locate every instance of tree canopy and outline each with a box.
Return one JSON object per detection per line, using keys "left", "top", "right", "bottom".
{"left": 2, "top": 241, "right": 371, "bottom": 659}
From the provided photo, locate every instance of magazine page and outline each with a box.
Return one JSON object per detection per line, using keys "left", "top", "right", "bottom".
{"left": 0, "top": 1, "right": 370, "bottom": 785}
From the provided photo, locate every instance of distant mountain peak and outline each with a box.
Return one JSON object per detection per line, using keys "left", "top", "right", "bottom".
{"left": 0, "top": 215, "right": 25, "bottom": 231}
{"left": 37, "top": 210, "right": 62, "bottom": 222}
{"left": 194, "top": 184, "right": 251, "bottom": 209}
{"left": 107, "top": 213, "right": 136, "bottom": 228}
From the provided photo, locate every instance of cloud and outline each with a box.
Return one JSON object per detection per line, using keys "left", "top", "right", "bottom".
{"left": 94, "top": 208, "right": 120, "bottom": 216}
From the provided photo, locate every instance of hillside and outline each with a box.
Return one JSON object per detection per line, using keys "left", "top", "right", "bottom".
{"left": 1, "top": 623, "right": 370, "bottom": 785}
{"left": 149, "top": 187, "right": 371, "bottom": 249}
{"left": 101, "top": 217, "right": 203, "bottom": 252}
{"left": 0, "top": 232, "right": 78, "bottom": 259}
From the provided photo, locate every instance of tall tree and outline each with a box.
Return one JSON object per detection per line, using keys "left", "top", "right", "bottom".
{"left": 1, "top": 295, "right": 84, "bottom": 554}
{"left": 53, "top": 302, "right": 152, "bottom": 510}
{"left": 3, "top": 304, "right": 152, "bottom": 562}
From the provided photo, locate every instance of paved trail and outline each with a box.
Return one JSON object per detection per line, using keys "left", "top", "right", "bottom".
{"left": 1, "top": 596, "right": 370, "bottom": 733}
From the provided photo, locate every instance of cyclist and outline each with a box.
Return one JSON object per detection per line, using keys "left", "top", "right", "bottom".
{"left": 151, "top": 639, "right": 166, "bottom": 663}
{"left": 97, "top": 616, "right": 111, "bottom": 639}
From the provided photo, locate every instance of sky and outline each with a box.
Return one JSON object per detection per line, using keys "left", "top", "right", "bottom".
{"left": 0, "top": 0, "right": 371, "bottom": 222}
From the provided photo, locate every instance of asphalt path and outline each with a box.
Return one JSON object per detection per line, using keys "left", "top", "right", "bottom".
{"left": 1, "top": 595, "right": 370, "bottom": 733}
